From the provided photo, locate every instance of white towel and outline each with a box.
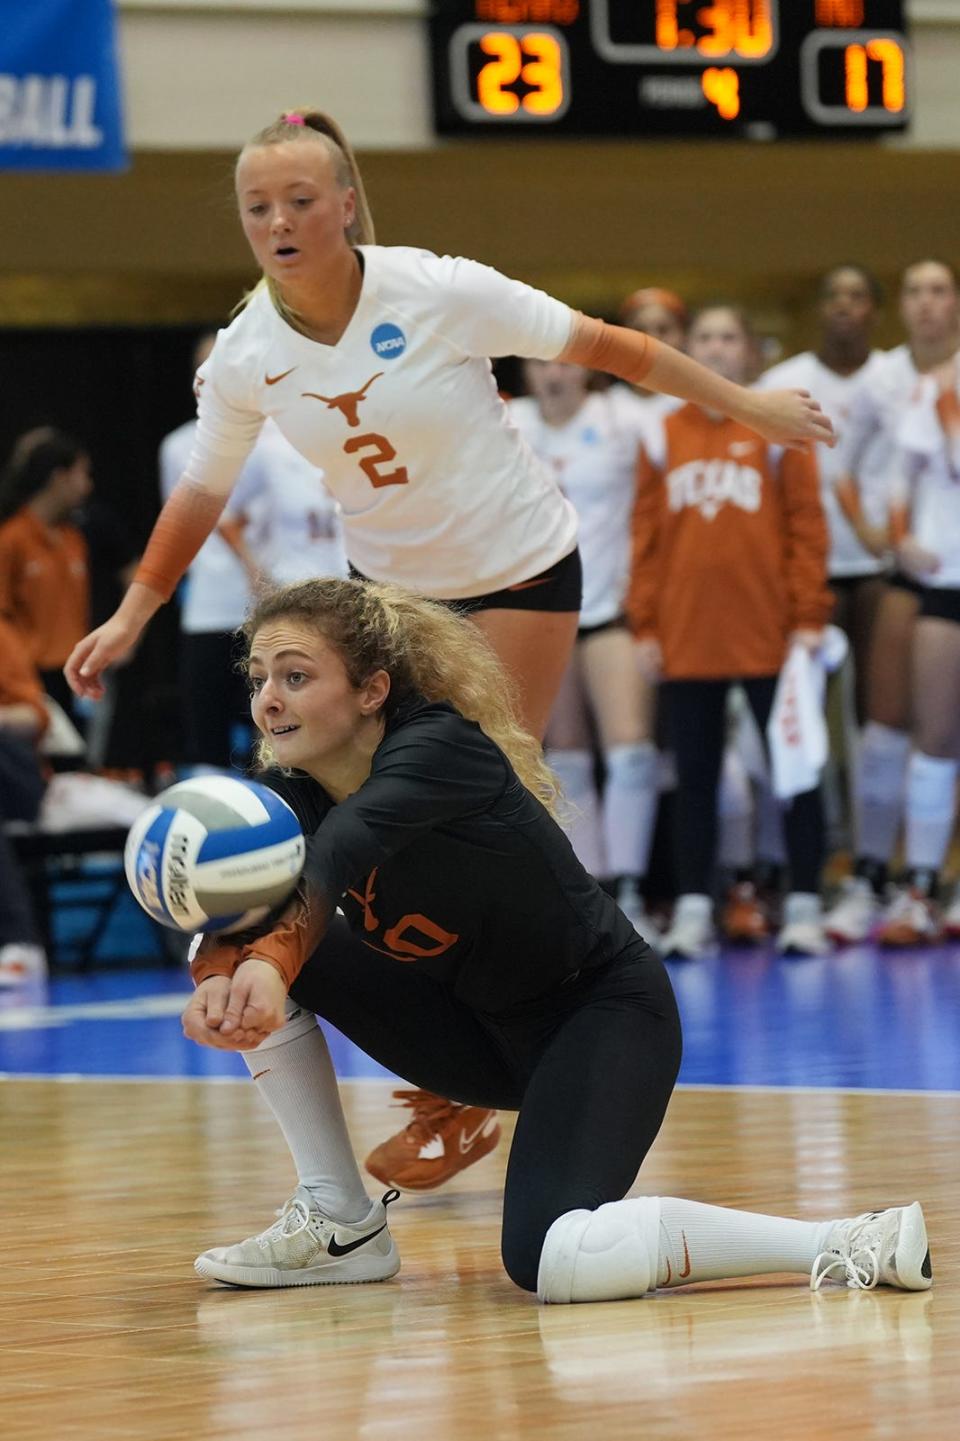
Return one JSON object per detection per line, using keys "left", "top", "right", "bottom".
{"left": 767, "top": 627, "right": 848, "bottom": 800}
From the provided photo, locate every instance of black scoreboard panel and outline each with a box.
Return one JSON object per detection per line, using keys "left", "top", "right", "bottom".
{"left": 429, "top": 2, "right": 910, "bottom": 138}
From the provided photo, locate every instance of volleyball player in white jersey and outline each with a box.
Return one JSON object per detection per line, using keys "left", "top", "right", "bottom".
{"left": 756, "top": 267, "right": 885, "bottom": 940}
{"left": 821, "top": 261, "right": 960, "bottom": 943}
{"left": 64, "top": 107, "right": 831, "bottom": 1192}
{"left": 757, "top": 266, "right": 887, "bottom": 706}
{"left": 509, "top": 360, "right": 659, "bottom": 932}
{"left": 66, "top": 109, "right": 829, "bottom": 720}
{"left": 871, "top": 363, "right": 960, "bottom": 943}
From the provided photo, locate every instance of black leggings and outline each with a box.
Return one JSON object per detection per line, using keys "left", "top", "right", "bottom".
{"left": 663, "top": 675, "right": 824, "bottom": 895}
{"left": 290, "top": 919, "right": 682, "bottom": 1293}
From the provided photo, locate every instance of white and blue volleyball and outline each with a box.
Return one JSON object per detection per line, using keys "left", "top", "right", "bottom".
{"left": 124, "top": 776, "right": 305, "bottom": 934}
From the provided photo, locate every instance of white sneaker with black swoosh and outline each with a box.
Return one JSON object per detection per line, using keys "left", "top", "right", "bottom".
{"left": 194, "top": 1186, "right": 400, "bottom": 1288}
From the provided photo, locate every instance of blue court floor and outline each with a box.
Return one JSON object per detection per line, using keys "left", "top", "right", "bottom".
{"left": 2, "top": 942, "right": 958, "bottom": 1092}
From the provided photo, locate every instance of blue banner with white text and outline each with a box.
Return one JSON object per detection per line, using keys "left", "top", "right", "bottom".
{"left": 0, "top": 0, "right": 126, "bottom": 172}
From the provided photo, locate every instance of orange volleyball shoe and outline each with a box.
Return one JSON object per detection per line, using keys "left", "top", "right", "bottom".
{"left": 365, "top": 1089, "right": 501, "bottom": 1191}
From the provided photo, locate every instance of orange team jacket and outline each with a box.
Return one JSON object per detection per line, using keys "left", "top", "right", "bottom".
{"left": 627, "top": 405, "right": 832, "bottom": 679}
{"left": 0, "top": 508, "right": 89, "bottom": 670}
{"left": 0, "top": 615, "right": 50, "bottom": 737}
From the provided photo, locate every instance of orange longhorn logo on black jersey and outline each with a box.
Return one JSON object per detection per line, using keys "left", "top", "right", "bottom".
{"left": 302, "top": 372, "right": 384, "bottom": 427}
{"left": 345, "top": 867, "right": 460, "bottom": 961}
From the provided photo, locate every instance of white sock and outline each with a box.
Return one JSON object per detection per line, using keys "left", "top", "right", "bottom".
{"left": 904, "top": 751, "right": 959, "bottom": 873}
{"left": 656, "top": 1198, "right": 831, "bottom": 1286}
{"left": 241, "top": 1001, "right": 371, "bottom": 1223}
{"left": 547, "top": 747, "right": 605, "bottom": 876}
{"left": 854, "top": 721, "right": 910, "bottom": 863}
{"left": 602, "top": 742, "right": 659, "bottom": 877}
{"left": 538, "top": 1195, "right": 834, "bottom": 1303}
{"left": 717, "top": 747, "right": 754, "bottom": 870}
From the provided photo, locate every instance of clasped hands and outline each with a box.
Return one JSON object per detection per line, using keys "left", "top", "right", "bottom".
{"left": 182, "top": 958, "right": 289, "bottom": 1052}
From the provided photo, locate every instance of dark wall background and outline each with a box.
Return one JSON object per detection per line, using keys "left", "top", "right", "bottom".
{"left": 1, "top": 327, "right": 204, "bottom": 545}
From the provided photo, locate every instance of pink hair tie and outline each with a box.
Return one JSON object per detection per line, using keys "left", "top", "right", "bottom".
{"left": 283, "top": 112, "right": 306, "bottom": 126}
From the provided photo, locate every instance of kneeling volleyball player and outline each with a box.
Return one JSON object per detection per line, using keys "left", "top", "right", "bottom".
{"left": 181, "top": 578, "right": 931, "bottom": 1301}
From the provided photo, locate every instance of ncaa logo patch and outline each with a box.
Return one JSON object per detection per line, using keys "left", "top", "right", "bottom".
{"left": 370, "top": 323, "right": 406, "bottom": 359}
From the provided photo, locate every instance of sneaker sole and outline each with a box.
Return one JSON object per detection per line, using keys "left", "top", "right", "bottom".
{"left": 893, "top": 1202, "right": 933, "bottom": 1291}
{"left": 194, "top": 1248, "right": 400, "bottom": 1288}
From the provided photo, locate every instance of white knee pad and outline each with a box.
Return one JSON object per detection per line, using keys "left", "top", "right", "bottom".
{"left": 906, "top": 751, "right": 958, "bottom": 816}
{"left": 603, "top": 742, "right": 658, "bottom": 790}
{"left": 858, "top": 722, "right": 911, "bottom": 803}
{"left": 546, "top": 748, "right": 595, "bottom": 801}
{"left": 537, "top": 1196, "right": 661, "bottom": 1304}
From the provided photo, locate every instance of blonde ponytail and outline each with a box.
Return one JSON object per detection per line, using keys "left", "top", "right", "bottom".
{"left": 243, "top": 579, "right": 562, "bottom": 817}
{"left": 234, "top": 108, "right": 375, "bottom": 329}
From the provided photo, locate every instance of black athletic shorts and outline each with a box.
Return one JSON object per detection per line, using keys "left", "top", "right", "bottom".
{"left": 828, "top": 573, "right": 883, "bottom": 596}
{"left": 887, "top": 570, "right": 924, "bottom": 597}
{"left": 577, "top": 613, "right": 627, "bottom": 641}
{"left": 919, "top": 587, "right": 960, "bottom": 625}
{"left": 350, "top": 547, "right": 583, "bottom": 616}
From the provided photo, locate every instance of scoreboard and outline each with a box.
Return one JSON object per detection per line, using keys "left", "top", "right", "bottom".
{"left": 429, "top": 1, "right": 910, "bottom": 138}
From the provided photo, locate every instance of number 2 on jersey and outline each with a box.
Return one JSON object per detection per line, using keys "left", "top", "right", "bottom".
{"left": 343, "top": 434, "right": 410, "bottom": 489}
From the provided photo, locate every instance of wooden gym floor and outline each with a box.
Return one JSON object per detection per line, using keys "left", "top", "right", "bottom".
{"left": 1, "top": 1074, "right": 956, "bottom": 1441}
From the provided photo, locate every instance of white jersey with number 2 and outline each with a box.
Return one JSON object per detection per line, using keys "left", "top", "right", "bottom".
{"left": 188, "top": 245, "right": 579, "bottom": 599}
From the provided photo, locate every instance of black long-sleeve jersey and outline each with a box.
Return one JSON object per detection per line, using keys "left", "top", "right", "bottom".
{"left": 258, "top": 697, "right": 640, "bottom": 1013}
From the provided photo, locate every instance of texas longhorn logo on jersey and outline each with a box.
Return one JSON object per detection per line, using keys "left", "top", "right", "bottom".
{"left": 667, "top": 458, "right": 763, "bottom": 522}
{"left": 302, "top": 372, "right": 384, "bottom": 428}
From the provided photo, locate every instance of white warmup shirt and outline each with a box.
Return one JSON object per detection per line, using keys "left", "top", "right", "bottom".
{"left": 159, "top": 420, "right": 259, "bottom": 633}
{"left": 508, "top": 388, "right": 653, "bottom": 628}
{"left": 756, "top": 350, "right": 888, "bottom": 578}
{"left": 189, "top": 246, "right": 579, "bottom": 599}
{"left": 891, "top": 377, "right": 960, "bottom": 588}
{"left": 829, "top": 345, "right": 927, "bottom": 541}
{"left": 240, "top": 420, "right": 347, "bottom": 585}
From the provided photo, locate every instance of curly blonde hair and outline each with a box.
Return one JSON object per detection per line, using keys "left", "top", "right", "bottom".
{"left": 234, "top": 109, "right": 375, "bottom": 333}
{"left": 242, "top": 578, "right": 561, "bottom": 816}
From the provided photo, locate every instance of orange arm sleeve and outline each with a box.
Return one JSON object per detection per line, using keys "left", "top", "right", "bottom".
{"left": 626, "top": 447, "right": 663, "bottom": 639}
{"left": 560, "top": 314, "right": 657, "bottom": 386}
{"left": 779, "top": 448, "right": 833, "bottom": 630}
{"left": 190, "top": 934, "right": 247, "bottom": 986}
{"left": 134, "top": 483, "right": 230, "bottom": 601}
{"left": 238, "top": 891, "right": 324, "bottom": 991}
{"left": 189, "top": 891, "right": 324, "bottom": 992}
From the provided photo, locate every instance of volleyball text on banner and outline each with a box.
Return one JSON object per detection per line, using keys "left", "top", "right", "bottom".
{"left": 0, "top": 0, "right": 126, "bottom": 172}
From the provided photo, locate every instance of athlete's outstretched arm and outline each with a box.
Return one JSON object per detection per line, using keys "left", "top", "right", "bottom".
{"left": 560, "top": 315, "right": 835, "bottom": 449}
{"left": 64, "top": 454, "right": 244, "bottom": 698}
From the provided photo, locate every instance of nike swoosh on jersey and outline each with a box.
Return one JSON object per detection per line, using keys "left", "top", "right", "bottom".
{"left": 265, "top": 367, "right": 298, "bottom": 386}
{"left": 327, "top": 1222, "right": 388, "bottom": 1257}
